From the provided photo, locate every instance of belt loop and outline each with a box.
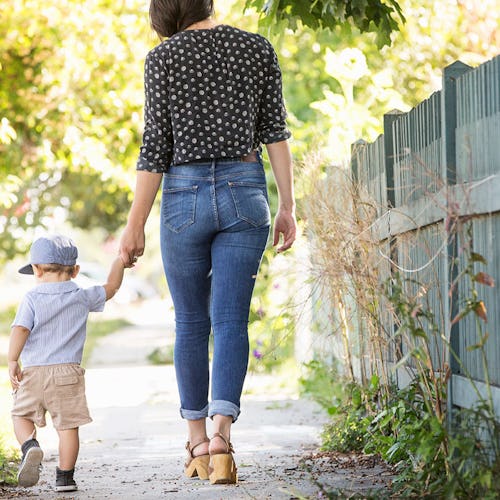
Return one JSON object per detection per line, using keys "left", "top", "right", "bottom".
{"left": 211, "top": 159, "right": 216, "bottom": 180}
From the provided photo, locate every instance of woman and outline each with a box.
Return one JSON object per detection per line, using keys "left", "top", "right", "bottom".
{"left": 119, "top": 0, "right": 296, "bottom": 485}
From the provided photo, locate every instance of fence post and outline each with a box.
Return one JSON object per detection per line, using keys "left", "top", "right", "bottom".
{"left": 441, "top": 61, "right": 472, "bottom": 426}
{"left": 383, "top": 110, "right": 404, "bottom": 210}
{"left": 442, "top": 61, "right": 472, "bottom": 185}
{"left": 351, "top": 139, "right": 366, "bottom": 186}
{"left": 351, "top": 139, "right": 369, "bottom": 383}
{"left": 383, "top": 110, "right": 404, "bottom": 382}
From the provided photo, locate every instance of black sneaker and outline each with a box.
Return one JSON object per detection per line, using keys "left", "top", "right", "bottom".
{"left": 55, "top": 466, "right": 78, "bottom": 492}
{"left": 17, "top": 438, "right": 44, "bottom": 487}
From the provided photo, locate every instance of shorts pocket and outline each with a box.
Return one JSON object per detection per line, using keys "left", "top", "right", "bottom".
{"left": 162, "top": 185, "right": 198, "bottom": 233}
{"left": 55, "top": 375, "right": 82, "bottom": 398}
{"left": 228, "top": 181, "right": 270, "bottom": 227}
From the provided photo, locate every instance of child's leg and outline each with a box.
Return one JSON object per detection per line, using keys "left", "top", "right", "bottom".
{"left": 13, "top": 417, "right": 43, "bottom": 487}
{"left": 13, "top": 416, "right": 37, "bottom": 444}
{"left": 57, "top": 428, "right": 79, "bottom": 470}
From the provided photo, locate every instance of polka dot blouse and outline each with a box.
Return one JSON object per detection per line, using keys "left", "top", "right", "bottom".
{"left": 136, "top": 24, "right": 291, "bottom": 172}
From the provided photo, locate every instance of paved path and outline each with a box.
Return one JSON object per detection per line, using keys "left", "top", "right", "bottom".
{"left": 7, "top": 300, "right": 329, "bottom": 499}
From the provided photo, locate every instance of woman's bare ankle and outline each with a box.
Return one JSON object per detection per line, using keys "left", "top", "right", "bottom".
{"left": 187, "top": 418, "right": 209, "bottom": 456}
{"left": 189, "top": 439, "right": 209, "bottom": 457}
{"left": 209, "top": 431, "right": 232, "bottom": 455}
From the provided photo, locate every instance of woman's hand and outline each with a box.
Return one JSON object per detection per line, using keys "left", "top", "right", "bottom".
{"left": 118, "top": 170, "right": 163, "bottom": 267}
{"left": 265, "top": 141, "right": 296, "bottom": 253}
{"left": 273, "top": 208, "right": 297, "bottom": 253}
{"left": 119, "top": 223, "right": 145, "bottom": 268}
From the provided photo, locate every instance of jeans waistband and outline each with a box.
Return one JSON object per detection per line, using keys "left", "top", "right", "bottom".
{"left": 173, "top": 151, "right": 258, "bottom": 166}
{"left": 164, "top": 155, "right": 267, "bottom": 181}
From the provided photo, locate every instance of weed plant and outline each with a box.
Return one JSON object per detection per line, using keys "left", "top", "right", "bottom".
{"left": 0, "top": 436, "right": 17, "bottom": 486}
{"left": 302, "top": 155, "right": 500, "bottom": 498}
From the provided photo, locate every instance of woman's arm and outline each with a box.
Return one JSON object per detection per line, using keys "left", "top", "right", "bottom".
{"left": 119, "top": 170, "right": 163, "bottom": 267}
{"left": 265, "top": 140, "right": 297, "bottom": 252}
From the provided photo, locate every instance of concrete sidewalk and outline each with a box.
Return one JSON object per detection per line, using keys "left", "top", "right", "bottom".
{"left": 3, "top": 299, "right": 396, "bottom": 499}
{"left": 6, "top": 301, "right": 329, "bottom": 499}
{"left": 19, "top": 366, "right": 325, "bottom": 499}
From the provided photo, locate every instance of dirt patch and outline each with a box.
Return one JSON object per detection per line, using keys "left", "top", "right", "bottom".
{"left": 301, "top": 451, "right": 396, "bottom": 498}
{"left": 0, "top": 485, "right": 34, "bottom": 498}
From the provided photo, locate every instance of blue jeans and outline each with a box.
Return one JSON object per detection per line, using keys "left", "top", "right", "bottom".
{"left": 160, "top": 158, "right": 270, "bottom": 422}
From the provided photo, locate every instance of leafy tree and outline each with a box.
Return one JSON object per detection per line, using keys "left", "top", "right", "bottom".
{"left": 0, "top": 0, "right": 152, "bottom": 261}
{"left": 245, "top": 0, "right": 405, "bottom": 47}
{"left": 1, "top": 0, "right": 498, "bottom": 264}
{"left": 261, "top": 0, "right": 500, "bottom": 163}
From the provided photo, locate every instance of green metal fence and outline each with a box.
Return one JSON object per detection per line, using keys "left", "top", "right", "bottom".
{"left": 351, "top": 55, "right": 500, "bottom": 416}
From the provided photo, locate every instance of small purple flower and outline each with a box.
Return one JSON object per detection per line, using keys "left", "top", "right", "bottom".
{"left": 252, "top": 349, "right": 262, "bottom": 360}
{"left": 256, "top": 339, "right": 263, "bottom": 346}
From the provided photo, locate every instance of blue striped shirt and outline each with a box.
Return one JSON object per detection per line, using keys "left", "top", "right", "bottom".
{"left": 12, "top": 281, "right": 106, "bottom": 367}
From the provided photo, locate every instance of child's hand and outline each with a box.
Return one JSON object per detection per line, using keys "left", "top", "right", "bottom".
{"left": 120, "top": 255, "right": 136, "bottom": 269}
{"left": 8, "top": 360, "right": 22, "bottom": 390}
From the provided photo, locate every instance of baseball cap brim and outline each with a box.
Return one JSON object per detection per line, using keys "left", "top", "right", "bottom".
{"left": 18, "top": 263, "right": 35, "bottom": 275}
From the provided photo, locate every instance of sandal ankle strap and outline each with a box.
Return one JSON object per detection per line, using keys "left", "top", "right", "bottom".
{"left": 186, "top": 438, "right": 210, "bottom": 458}
{"left": 211, "top": 432, "right": 234, "bottom": 453}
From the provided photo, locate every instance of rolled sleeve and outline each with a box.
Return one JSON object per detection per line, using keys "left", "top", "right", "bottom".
{"left": 84, "top": 286, "right": 106, "bottom": 313}
{"left": 136, "top": 49, "right": 173, "bottom": 173}
{"left": 257, "top": 45, "right": 291, "bottom": 145}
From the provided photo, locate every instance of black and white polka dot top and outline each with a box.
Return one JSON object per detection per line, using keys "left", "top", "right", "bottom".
{"left": 136, "top": 24, "right": 291, "bottom": 172}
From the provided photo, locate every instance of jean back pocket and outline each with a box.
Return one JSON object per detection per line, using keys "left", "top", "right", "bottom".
{"left": 228, "top": 181, "right": 270, "bottom": 227}
{"left": 162, "top": 185, "right": 198, "bottom": 233}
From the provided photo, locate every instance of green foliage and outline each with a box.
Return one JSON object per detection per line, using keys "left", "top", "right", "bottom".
{"left": 271, "top": 0, "right": 500, "bottom": 167}
{"left": 1, "top": 0, "right": 497, "bottom": 259}
{"left": 148, "top": 344, "right": 174, "bottom": 365}
{"left": 321, "top": 412, "right": 368, "bottom": 453}
{"left": 366, "top": 382, "right": 448, "bottom": 493}
{"left": 302, "top": 216, "right": 500, "bottom": 497}
{"left": 0, "top": 0, "right": 150, "bottom": 261}
{"left": 312, "top": 371, "right": 500, "bottom": 497}
{"left": 299, "top": 360, "right": 343, "bottom": 412}
{"left": 0, "top": 305, "right": 16, "bottom": 364}
{"left": 297, "top": 0, "right": 500, "bottom": 495}
{"left": 320, "top": 375, "right": 381, "bottom": 453}
{"left": 247, "top": 247, "right": 295, "bottom": 373}
{"left": 0, "top": 369, "right": 18, "bottom": 485}
{"left": 245, "top": 0, "right": 405, "bottom": 47}
{"left": 0, "top": 436, "right": 18, "bottom": 486}
{"left": 0, "top": 306, "right": 16, "bottom": 336}
{"left": 445, "top": 404, "right": 500, "bottom": 499}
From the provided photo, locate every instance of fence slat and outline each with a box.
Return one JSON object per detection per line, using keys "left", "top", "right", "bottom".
{"left": 347, "top": 56, "right": 500, "bottom": 425}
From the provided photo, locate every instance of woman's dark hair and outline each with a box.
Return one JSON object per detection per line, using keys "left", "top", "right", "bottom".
{"left": 149, "top": 0, "right": 214, "bottom": 39}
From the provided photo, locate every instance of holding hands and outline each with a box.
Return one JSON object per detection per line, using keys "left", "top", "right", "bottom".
{"left": 119, "top": 223, "right": 145, "bottom": 268}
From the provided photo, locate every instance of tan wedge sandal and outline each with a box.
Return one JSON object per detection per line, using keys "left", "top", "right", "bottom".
{"left": 208, "top": 432, "right": 237, "bottom": 484}
{"left": 184, "top": 439, "right": 210, "bottom": 479}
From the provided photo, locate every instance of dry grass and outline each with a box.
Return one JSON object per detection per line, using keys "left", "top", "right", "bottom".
{"left": 301, "top": 154, "right": 394, "bottom": 389}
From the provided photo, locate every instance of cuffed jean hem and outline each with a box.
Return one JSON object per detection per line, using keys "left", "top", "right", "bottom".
{"left": 180, "top": 404, "right": 209, "bottom": 420}
{"left": 208, "top": 400, "right": 240, "bottom": 423}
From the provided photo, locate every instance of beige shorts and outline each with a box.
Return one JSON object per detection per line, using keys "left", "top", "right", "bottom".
{"left": 11, "top": 364, "right": 92, "bottom": 430}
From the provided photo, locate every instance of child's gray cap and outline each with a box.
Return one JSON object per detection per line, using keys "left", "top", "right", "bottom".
{"left": 19, "top": 235, "right": 78, "bottom": 274}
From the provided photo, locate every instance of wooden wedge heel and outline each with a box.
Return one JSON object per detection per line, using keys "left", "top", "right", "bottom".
{"left": 209, "top": 453, "right": 237, "bottom": 484}
{"left": 208, "top": 432, "right": 237, "bottom": 484}
{"left": 184, "top": 439, "right": 210, "bottom": 479}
